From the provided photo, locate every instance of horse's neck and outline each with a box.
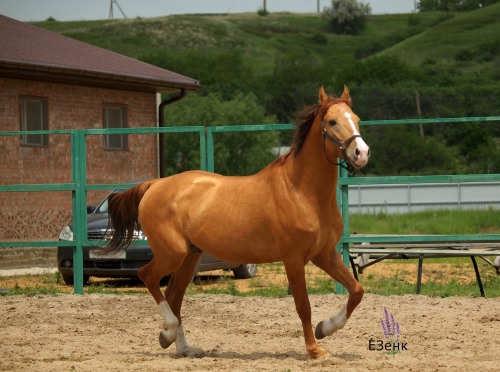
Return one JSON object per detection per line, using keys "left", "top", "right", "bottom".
{"left": 284, "top": 122, "right": 339, "bottom": 205}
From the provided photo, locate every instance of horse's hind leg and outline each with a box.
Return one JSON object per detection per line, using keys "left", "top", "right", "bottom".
{"left": 165, "top": 249, "right": 205, "bottom": 357}
{"left": 311, "top": 248, "right": 364, "bottom": 339}
{"left": 137, "top": 235, "right": 189, "bottom": 351}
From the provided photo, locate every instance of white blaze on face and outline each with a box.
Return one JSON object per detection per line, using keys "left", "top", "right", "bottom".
{"left": 344, "top": 111, "right": 370, "bottom": 165}
{"left": 344, "top": 111, "right": 359, "bottom": 135}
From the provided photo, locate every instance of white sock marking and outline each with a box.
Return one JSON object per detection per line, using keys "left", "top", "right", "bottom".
{"left": 175, "top": 324, "right": 190, "bottom": 354}
{"left": 159, "top": 300, "right": 179, "bottom": 343}
{"left": 321, "top": 305, "right": 348, "bottom": 337}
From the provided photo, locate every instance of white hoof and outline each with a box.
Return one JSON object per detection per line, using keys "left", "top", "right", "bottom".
{"left": 176, "top": 346, "right": 206, "bottom": 358}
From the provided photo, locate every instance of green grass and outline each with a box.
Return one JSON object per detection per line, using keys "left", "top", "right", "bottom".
{"left": 381, "top": 4, "right": 500, "bottom": 65}
{"left": 2, "top": 258, "right": 498, "bottom": 297}
{"left": 350, "top": 208, "right": 500, "bottom": 235}
{"left": 359, "top": 260, "right": 500, "bottom": 297}
{"left": 1, "top": 210, "right": 498, "bottom": 297}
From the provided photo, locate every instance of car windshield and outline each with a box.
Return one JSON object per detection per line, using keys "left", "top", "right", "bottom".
{"left": 95, "top": 191, "right": 118, "bottom": 214}
{"left": 93, "top": 183, "right": 141, "bottom": 214}
{"left": 96, "top": 198, "right": 109, "bottom": 213}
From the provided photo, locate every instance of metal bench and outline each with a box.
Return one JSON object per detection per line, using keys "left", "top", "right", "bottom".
{"left": 347, "top": 236, "right": 500, "bottom": 297}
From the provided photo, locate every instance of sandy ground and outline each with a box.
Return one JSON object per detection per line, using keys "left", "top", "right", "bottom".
{"left": 1, "top": 292, "right": 499, "bottom": 371}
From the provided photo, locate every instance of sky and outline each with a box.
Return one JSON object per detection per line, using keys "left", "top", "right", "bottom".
{"left": 0, "top": 0, "right": 417, "bottom": 22}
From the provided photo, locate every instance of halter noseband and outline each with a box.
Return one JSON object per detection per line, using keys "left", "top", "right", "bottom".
{"left": 321, "top": 120, "right": 363, "bottom": 175}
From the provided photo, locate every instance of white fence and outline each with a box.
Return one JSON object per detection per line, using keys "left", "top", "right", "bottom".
{"left": 348, "top": 182, "right": 500, "bottom": 214}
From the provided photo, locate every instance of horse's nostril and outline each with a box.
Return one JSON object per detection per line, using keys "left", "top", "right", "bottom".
{"left": 355, "top": 148, "right": 360, "bottom": 157}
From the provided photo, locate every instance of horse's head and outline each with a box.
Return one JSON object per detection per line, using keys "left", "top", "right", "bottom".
{"left": 319, "top": 85, "right": 370, "bottom": 170}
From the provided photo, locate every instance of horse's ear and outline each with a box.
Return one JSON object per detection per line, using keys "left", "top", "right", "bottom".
{"left": 340, "top": 84, "right": 352, "bottom": 107}
{"left": 319, "top": 86, "right": 329, "bottom": 104}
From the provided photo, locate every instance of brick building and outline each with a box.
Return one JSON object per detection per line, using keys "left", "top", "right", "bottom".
{"left": 0, "top": 15, "right": 199, "bottom": 268}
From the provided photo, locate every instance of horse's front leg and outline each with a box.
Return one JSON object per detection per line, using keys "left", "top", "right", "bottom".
{"left": 311, "top": 248, "right": 364, "bottom": 339}
{"left": 284, "top": 260, "right": 330, "bottom": 359}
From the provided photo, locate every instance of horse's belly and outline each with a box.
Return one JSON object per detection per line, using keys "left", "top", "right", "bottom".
{"left": 190, "top": 227, "right": 281, "bottom": 264}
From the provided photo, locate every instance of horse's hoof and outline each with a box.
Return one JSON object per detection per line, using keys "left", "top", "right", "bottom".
{"left": 315, "top": 321, "right": 326, "bottom": 340}
{"left": 177, "top": 346, "right": 206, "bottom": 358}
{"left": 159, "top": 331, "right": 174, "bottom": 349}
{"left": 316, "top": 350, "right": 331, "bottom": 359}
{"left": 308, "top": 344, "right": 331, "bottom": 359}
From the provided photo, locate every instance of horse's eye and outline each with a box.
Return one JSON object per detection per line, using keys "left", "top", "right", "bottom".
{"left": 328, "top": 119, "right": 337, "bottom": 126}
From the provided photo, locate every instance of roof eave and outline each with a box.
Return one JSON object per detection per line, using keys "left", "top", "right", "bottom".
{"left": 0, "top": 61, "right": 201, "bottom": 93}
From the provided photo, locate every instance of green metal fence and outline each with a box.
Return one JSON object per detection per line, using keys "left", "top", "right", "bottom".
{"left": 1, "top": 116, "right": 499, "bottom": 295}
{"left": 0, "top": 126, "right": 206, "bottom": 294}
{"left": 336, "top": 116, "right": 500, "bottom": 293}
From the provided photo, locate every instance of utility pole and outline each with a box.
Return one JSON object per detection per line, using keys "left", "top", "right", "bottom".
{"left": 109, "top": 0, "right": 127, "bottom": 20}
{"left": 415, "top": 90, "right": 424, "bottom": 137}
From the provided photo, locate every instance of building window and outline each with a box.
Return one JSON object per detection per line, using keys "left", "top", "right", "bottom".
{"left": 103, "top": 104, "right": 128, "bottom": 151}
{"left": 19, "top": 96, "right": 48, "bottom": 147}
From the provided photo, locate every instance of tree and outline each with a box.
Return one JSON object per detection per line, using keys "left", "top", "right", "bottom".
{"left": 163, "top": 92, "right": 279, "bottom": 176}
{"left": 322, "top": 0, "right": 371, "bottom": 35}
{"left": 264, "top": 51, "right": 327, "bottom": 123}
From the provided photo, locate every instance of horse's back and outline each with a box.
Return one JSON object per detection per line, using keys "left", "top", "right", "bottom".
{"left": 138, "top": 169, "right": 286, "bottom": 263}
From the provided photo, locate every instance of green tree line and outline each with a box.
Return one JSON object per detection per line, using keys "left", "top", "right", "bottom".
{"left": 147, "top": 50, "right": 499, "bottom": 176}
{"left": 136, "top": 3, "right": 499, "bottom": 176}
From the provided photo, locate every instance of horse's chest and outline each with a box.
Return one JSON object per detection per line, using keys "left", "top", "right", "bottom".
{"left": 282, "top": 209, "right": 342, "bottom": 247}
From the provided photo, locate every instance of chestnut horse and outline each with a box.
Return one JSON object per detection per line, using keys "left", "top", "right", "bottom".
{"left": 106, "top": 86, "right": 370, "bottom": 359}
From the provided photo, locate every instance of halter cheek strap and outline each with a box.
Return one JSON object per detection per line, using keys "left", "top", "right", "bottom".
{"left": 321, "top": 121, "right": 363, "bottom": 175}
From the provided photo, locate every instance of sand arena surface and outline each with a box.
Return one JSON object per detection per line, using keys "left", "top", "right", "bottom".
{"left": 1, "top": 293, "right": 499, "bottom": 371}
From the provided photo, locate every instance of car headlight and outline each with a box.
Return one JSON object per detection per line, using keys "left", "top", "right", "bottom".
{"left": 135, "top": 230, "right": 147, "bottom": 240}
{"left": 59, "top": 225, "right": 74, "bottom": 241}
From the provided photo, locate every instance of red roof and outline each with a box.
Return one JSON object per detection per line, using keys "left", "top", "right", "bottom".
{"left": 0, "top": 15, "right": 200, "bottom": 92}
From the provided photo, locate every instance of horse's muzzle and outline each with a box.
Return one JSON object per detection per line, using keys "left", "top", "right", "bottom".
{"left": 349, "top": 137, "right": 370, "bottom": 169}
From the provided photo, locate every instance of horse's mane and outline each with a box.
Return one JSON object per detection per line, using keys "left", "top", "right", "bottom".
{"left": 272, "top": 95, "right": 347, "bottom": 167}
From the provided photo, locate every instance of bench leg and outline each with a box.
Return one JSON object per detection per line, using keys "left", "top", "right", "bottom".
{"left": 470, "top": 256, "right": 485, "bottom": 297}
{"left": 416, "top": 254, "right": 424, "bottom": 294}
{"left": 349, "top": 256, "right": 359, "bottom": 281}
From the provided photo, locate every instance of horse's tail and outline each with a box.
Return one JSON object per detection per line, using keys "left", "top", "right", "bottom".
{"left": 105, "top": 180, "right": 157, "bottom": 252}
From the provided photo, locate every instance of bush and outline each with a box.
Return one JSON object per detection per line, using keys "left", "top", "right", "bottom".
{"left": 322, "top": 0, "right": 371, "bottom": 35}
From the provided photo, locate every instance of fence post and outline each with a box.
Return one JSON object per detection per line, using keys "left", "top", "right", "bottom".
{"left": 206, "top": 128, "right": 215, "bottom": 173}
{"left": 336, "top": 164, "right": 350, "bottom": 294}
{"left": 200, "top": 127, "right": 207, "bottom": 171}
{"left": 71, "top": 131, "right": 87, "bottom": 295}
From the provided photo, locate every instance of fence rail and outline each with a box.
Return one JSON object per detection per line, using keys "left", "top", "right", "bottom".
{"left": 1, "top": 116, "right": 499, "bottom": 295}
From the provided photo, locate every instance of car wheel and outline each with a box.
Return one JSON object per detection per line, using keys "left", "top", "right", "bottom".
{"left": 233, "top": 263, "right": 257, "bottom": 279}
{"left": 61, "top": 272, "right": 89, "bottom": 286}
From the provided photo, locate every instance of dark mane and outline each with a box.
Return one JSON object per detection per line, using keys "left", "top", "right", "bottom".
{"left": 272, "top": 96, "right": 346, "bottom": 166}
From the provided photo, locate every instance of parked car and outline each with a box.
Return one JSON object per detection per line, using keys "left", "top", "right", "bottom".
{"left": 58, "top": 189, "right": 257, "bottom": 285}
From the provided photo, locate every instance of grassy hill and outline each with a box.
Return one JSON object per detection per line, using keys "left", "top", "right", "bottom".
{"left": 379, "top": 3, "right": 500, "bottom": 88}
{"left": 33, "top": 6, "right": 499, "bottom": 81}
{"left": 381, "top": 4, "right": 500, "bottom": 65}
